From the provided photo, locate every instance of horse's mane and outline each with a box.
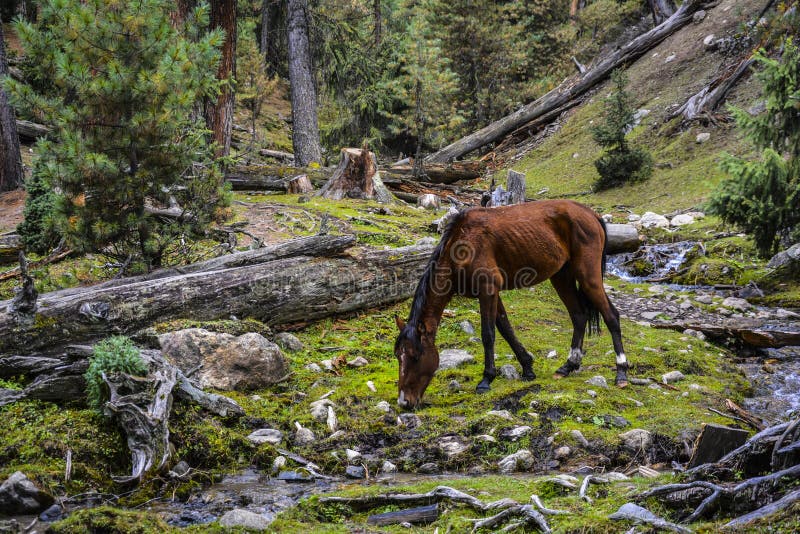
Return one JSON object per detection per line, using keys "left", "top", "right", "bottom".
{"left": 395, "top": 210, "right": 464, "bottom": 350}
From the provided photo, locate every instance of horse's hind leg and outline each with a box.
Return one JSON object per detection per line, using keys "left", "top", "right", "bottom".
{"left": 550, "top": 266, "right": 589, "bottom": 378}
{"left": 477, "top": 290, "right": 499, "bottom": 393}
{"left": 496, "top": 296, "right": 535, "bottom": 380}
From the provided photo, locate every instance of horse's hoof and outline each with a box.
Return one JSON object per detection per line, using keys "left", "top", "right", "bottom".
{"left": 476, "top": 382, "right": 491, "bottom": 393}
{"left": 522, "top": 372, "right": 536, "bottom": 382}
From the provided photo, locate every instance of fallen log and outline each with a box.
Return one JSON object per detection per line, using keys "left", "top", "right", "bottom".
{"left": 367, "top": 504, "right": 440, "bottom": 526}
{"left": 671, "top": 57, "right": 755, "bottom": 121}
{"left": 15, "top": 119, "right": 50, "bottom": 142}
{"left": 0, "top": 240, "right": 433, "bottom": 353}
{"left": 384, "top": 160, "right": 486, "bottom": 184}
{"left": 426, "top": 0, "right": 713, "bottom": 163}
{"left": 0, "top": 234, "right": 21, "bottom": 263}
{"left": 652, "top": 322, "right": 800, "bottom": 349}
{"left": 605, "top": 224, "right": 641, "bottom": 254}
{"left": 225, "top": 165, "right": 330, "bottom": 191}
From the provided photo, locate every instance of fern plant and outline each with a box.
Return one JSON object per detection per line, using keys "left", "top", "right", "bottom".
{"left": 84, "top": 336, "right": 148, "bottom": 411}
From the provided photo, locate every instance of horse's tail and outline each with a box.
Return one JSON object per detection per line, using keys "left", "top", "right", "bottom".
{"left": 578, "top": 215, "right": 608, "bottom": 336}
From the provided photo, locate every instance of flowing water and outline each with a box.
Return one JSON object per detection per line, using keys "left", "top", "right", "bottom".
{"left": 606, "top": 241, "right": 699, "bottom": 283}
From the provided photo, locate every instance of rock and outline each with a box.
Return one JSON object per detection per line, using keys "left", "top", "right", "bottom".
{"left": 544, "top": 474, "right": 579, "bottom": 489}
{"left": 498, "top": 364, "right": 520, "bottom": 380}
{"left": 437, "top": 349, "right": 474, "bottom": 370}
{"left": 459, "top": 320, "right": 475, "bottom": 335}
{"left": 274, "top": 332, "right": 304, "bottom": 352}
{"left": 417, "top": 193, "right": 440, "bottom": 210}
{"left": 345, "top": 449, "right": 362, "bottom": 463}
{"left": 571, "top": 430, "right": 590, "bottom": 448}
{"left": 219, "top": 509, "right": 271, "bottom": 530}
{"left": 418, "top": 463, "right": 439, "bottom": 474}
{"left": 703, "top": 33, "right": 715, "bottom": 46}
{"left": 272, "top": 456, "right": 286, "bottom": 473}
{"left": 639, "top": 212, "right": 669, "bottom": 229}
{"left": 169, "top": 460, "right": 191, "bottom": 480}
{"left": 448, "top": 380, "right": 461, "bottom": 391}
{"left": 294, "top": 423, "right": 315, "bottom": 446}
{"left": 347, "top": 356, "right": 369, "bottom": 367}
{"left": 585, "top": 375, "right": 608, "bottom": 389}
{"left": 693, "top": 10, "right": 706, "bottom": 23}
{"left": 641, "top": 311, "right": 663, "bottom": 321}
{"left": 366, "top": 380, "right": 376, "bottom": 392}
{"left": 376, "top": 400, "right": 392, "bottom": 413}
{"left": 683, "top": 328, "right": 706, "bottom": 341}
{"left": 159, "top": 329, "right": 289, "bottom": 391}
{"left": 767, "top": 243, "right": 800, "bottom": 277}
{"left": 498, "top": 449, "right": 534, "bottom": 473}
{"left": 327, "top": 406, "right": 338, "bottom": 432}
{"left": 438, "top": 436, "right": 470, "bottom": 458}
{"left": 381, "top": 460, "right": 398, "bottom": 474}
{"left": 500, "top": 426, "right": 532, "bottom": 441}
{"left": 722, "top": 297, "right": 751, "bottom": 311}
{"left": 247, "top": 429, "right": 283, "bottom": 446}
{"left": 345, "top": 465, "right": 366, "bottom": 479}
{"left": 586, "top": 389, "right": 597, "bottom": 398}
{"left": 0, "top": 472, "right": 54, "bottom": 515}
{"left": 39, "top": 504, "right": 63, "bottom": 522}
{"left": 486, "top": 409, "right": 513, "bottom": 420}
{"left": 619, "top": 429, "right": 653, "bottom": 452}
{"left": 696, "top": 132, "right": 711, "bottom": 143}
{"left": 277, "top": 470, "right": 313, "bottom": 482}
{"left": 476, "top": 434, "right": 496, "bottom": 443}
{"left": 554, "top": 446, "right": 571, "bottom": 460}
{"left": 647, "top": 284, "right": 665, "bottom": 294}
{"left": 602, "top": 213, "right": 614, "bottom": 223}
{"left": 600, "top": 415, "right": 631, "bottom": 428}
{"left": 626, "top": 396, "right": 644, "bottom": 407}
{"left": 580, "top": 399, "right": 596, "bottom": 406}
{"left": 688, "top": 423, "right": 750, "bottom": 468}
{"left": 546, "top": 350, "right": 558, "bottom": 359}
{"left": 305, "top": 362, "right": 322, "bottom": 372}
{"left": 664, "top": 54, "right": 676, "bottom": 63}
{"left": 734, "top": 284, "right": 764, "bottom": 299}
{"left": 694, "top": 294, "right": 713, "bottom": 305}
{"left": 310, "top": 399, "right": 336, "bottom": 423}
{"left": 776, "top": 308, "right": 800, "bottom": 319}
{"left": 630, "top": 377, "right": 651, "bottom": 385}
{"left": 399, "top": 413, "right": 421, "bottom": 429}
{"left": 609, "top": 503, "right": 689, "bottom": 533}
{"left": 670, "top": 213, "right": 695, "bottom": 226}
{"left": 416, "top": 236, "right": 437, "bottom": 246}
{"left": 662, "top": 370, "right": 685, "bottom": 384}
{"left": 627, "top": 213, "right": 641, "bottom": 222}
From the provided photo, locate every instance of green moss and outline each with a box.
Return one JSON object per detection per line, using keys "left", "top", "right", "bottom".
{"left": 46, "top": 506, "right": 174, "bottom": 534}
{"left": 674, "top": 257, "right": 744, "bottom": 286}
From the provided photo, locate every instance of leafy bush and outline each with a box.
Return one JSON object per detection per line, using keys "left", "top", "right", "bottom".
{"left": 84, "top": 337, "right": 148, "bottom": 411}
{"left": 16, "top": 168, "right": 60, "bottom": 255}
{"left": 591, "top": 69, "right": 653, "bottom": 190}
{"left": 708, "top": 38, "right": 800, "bottom": 258}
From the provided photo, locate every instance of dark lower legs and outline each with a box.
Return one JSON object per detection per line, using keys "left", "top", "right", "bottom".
{"left": 496, "top": 298, "right": 535, "bottom": 380}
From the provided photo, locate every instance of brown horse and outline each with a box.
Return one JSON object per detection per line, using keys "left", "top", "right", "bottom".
{"left": 394, "top": 199, "right": 628, "bottom": 410}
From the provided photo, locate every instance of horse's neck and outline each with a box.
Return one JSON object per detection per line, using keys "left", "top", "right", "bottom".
{"left": 418, "top": 273, "right": 453, "bottom": 336}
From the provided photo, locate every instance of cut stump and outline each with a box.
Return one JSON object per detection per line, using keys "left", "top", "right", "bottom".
{"left": 317, "top": 148, "right": 398, "bottom": 202}
{"left": 288, "top": 174, "right": 313, "bottom": 194}
{"left": 688, "top": 423, "right": 750, "bottom": 468}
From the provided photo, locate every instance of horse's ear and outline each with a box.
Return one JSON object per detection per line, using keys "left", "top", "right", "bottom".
{"left": 395, "top": 316, "right": 406, "bottom": 331}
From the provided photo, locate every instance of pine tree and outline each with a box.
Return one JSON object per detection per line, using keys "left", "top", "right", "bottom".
{"left": 591, "top": 69, "right": 652, "bottom": 190}
{"left": 237, "top": 22, "right": 277, "bottom": 150}
{"left": 708, "top": 38, "right": 800, "bottom": 258}
{"left": 5, "top": 0, "right": 228, "bottom": 269}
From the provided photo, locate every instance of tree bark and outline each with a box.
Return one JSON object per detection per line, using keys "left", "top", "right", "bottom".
{"left": 425, "top": 0, "right": 712, "bottom": 163}
{"left": 0, "top": 19, "right": 23, "bottom": 192}
{"left": 206, "top": 0, "right": 237, "bottom": 159}
{"left": 225, "top": 164, "right": 329, "bottom": 190}
{"left": 0, "top": 239, "right": 433, "bottom": 353}
{"left": 260, "top": 0, "right": 270, "bottom": 54}
{"left": 15, "top": 119, "right": 50, "bottom": 142}
{"left": 506, "top": 170, "right": 526, "bottom": 205}
{"left": 384, "top": 160, "right": 486, "bottom": 184}
{"left": 288, "top": 173, "right": 313, "bottom": 193}
{"left": 287, "top": 0, "right": 322, "bottom": 166}
{"left": 671, "top": 57, "right": 754, "bottom": 121}
{"left": 317, "top": 147, "right": 398, "bottom": 203}
{"left": 373, "top": 0, "right": 382, "bottom": 46}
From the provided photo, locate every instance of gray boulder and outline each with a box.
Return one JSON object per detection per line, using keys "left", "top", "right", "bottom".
{"left": 437, "top": 349, "right": 474, "bottom": 370}
{"left": 219, "top": 509, "right": 271, "bottom": 530}
{"left": 767, "top": 243, "right": 800, "bottom": 279}
{"left": 498, "top": 449, "right": 534, "bottom": 473}
{"left": 619, "top": 429, "right": 653, "bottom": 452}
{"left": 498, "top": 364, "right": 520, "bottom": 380}
{"left": 639, "top": 212, "right": 669, "bottom": 229}
{"left": 247, "top": 429, "right": 283, "bottom": 446}
{"left": 0, "top": 472, "right": 54, "bottom": 515}
{"left": 274, "top": 332, "right": 304, "bottom": 352}
{"left": 159, "top": 329, "right": 289, "bottom": 391}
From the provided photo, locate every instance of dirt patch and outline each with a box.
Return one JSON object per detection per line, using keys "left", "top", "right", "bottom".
{"left": 0, "top": 189, "right": 25, "bottom": 234}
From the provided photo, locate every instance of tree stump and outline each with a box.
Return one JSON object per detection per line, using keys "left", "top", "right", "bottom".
{"left": 317, "top": 147, "right": 397, "bottom": 203}
{"left": 506, "top": 170, "right": 526, "bottom": 205}
{"left": 288, "top": 174, "right": 313, "bottom": 194}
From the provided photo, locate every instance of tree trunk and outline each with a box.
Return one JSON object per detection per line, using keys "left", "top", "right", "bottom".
{"left": 288, "top": 173, "right": 313, "bottom": 194}
{"left": 506, "top": 170, "right": 526, "bottom": 205}
{"left": 15, "top": 119, "right": 50, "bottom": 142}
{"left": 384, "top": 160, "right": 486, "bottom": 184}
{"left": 287, "top": 0, "right": 322, "bottom": 166}
{"left": 605, "top": 223, "right": 641, "bottom": 253}
{"left": 672, "top": 57, "right": 754, "bottom": 121}
{"left": 0, "top": 238, "right": 433, "bottom": 353}
{"left": 0, "top": 19, "right": 23, "bottom": 192}
{"left": 647, "top": 0, "right": 676, "bottom": 25}
{"left": 317, "top": 147, "right": 398, "bottom": 203}
{"left": 425, "top": 0, "right": 712, "bottom": 163}
{"left": 206, "top": 0, "right": 236, "bottom": 159}
{"left": 225, "top": 164, "right": 329, "bottom": 191}
{"left": 260, "top": 0, "right": 270, "bottom": 54}
{"left": 373, "top": 0, "right": 382, "bottom": 46}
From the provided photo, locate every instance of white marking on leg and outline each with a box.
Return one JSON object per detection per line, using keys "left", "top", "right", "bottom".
{"left": 398, "top": 390, "right": 406, "bottom": 407}
{"left": 568, "top": 348, "right": 583, "bottom": 365}
{"left": 616, "top": 352, "right": 627, "bottom": 366}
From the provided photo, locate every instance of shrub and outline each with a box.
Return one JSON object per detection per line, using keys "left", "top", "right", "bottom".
{"left": 16, "top": 167, "right": 60, "bottom": 255}
{"left": 593, "top": 148, "right": 653, "bottom": 190}
{"left": 84, "top": 336, "right": 148, "bottom": 411}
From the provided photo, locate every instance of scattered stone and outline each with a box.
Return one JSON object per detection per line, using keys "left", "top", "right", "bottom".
{"left": 571, "top": 429, "right": 590, "bottom": 448}
{"left": 366, "top": 380, "right": 376, "bottom": 392}
{"left": 326, "top": 406, "right": 338, "bottom": 432}
{"left": 543, "top": 474, "right": 578, "bottom": 489}
{"left": 39, "top": 504, "right": 63, "bottom": 522}
{"left": 448, "top": 380, "right": 461, "bottom": 391}
{"left": 381, "top": 461, "right": 398, "bottom": 474}
{"left": 595, "top": 472, "right": 630, "bottom": 483}
{"left": 627, "top": 213, "right": 641, "bottom": 222}
{"left": 670, "top": 213, "right": 695, "bottom": 226}
{"left": 437, "top": 349, "right": 474, "bottom": 370}
{"left": 417, "top": 193, "right": 440, "bottom": 210}
{"left": 498, "top": 364, "right": 520, "bottom": 380}
{"left": 626, "top": 397, "right": 644, "bottom": 407}
{"left": 277, "top": 469, "right": 313, "bottom": 482}
{"left": 345, "top": 449, "right": 362, "bottom": 463}
{"left": 693, "top": 10, "right": 706, "bottom": 23}
{"left": 639, "top": 212, "right": 669, "bottom": 229}
{"left": 376, "top": 400, "right": 392, "bottom": 413}
{"left": 648, "top": 285, "right": 665, "bottom": 294}
{"left": 169, "top": 461, "right": 191, "bottom": 480}
{"left": 500, "top": 426, "right": 532, "bottom": 441}
{"left": 475, "top": 434, "right": 496, "bottom": 443}
{"left": 580, "top": 399, "right": 596, "bottom": 406}
{"left": 345, "top": 465, "right": 367, "bottom": 479}
{"left": 703, "top": 33, "right": 715, "bottom": 47}
{"left": 609, "top": 503, "right": 690, "bottom": 533}
{"left": 418, "top": 463, "right": 439, "bottom": 474}
{"left": 320, "top": 359, "right": 334, "bottom": 371}
{"left": 0, "top": 471, "right": 54, "bottom": 515}
{"left": 486, "top": 409, "right": 513, "bottom": 420}
{"left": 498, "top": 449, "right": 534, "bottom": 473}
{"left": 696, "top": 132, "right": 711, "bottom": 143}
{"left": 554, "top": 446, "right": 572, "bottom": 460}
{"left": 748, "top": 100, "right": 767, "bottom": 116}
{"left": 347, "top": 356, "right": 369, "bottom": 367}
{"left": 219, "top": 509, "right": 271, "bottom": 530}
{"left": 294, "top": 423, "right": 315, "bottom": 446}
{"left": 602, "top": 214, "right": 614, "bottom": 223}
{"left": 275, "top": 332, "right": 304, "bottom": 352}
{"left": 416, "top": 236, "right": 437, "bottom": 246}
{"left": 247, "top": 429, "right": 283, "bottom": 446}
{"left": 585, "top": 375, "right": 608, "bottom": 389}
{"left": 438, "top": 436, "right": 470, "bottom": 458}
{"left": 310, "top": 399, "right": 336, "bottom": 423}
{"left": 328, "top": 430, "right": 345, "bottom": 440}
{"left": 776, "top": 308, "right": 800, "bottom": 319}
{"left": 683, "top": 328, "right": 706, "bottom": 341}
{"left": 722, "top": 297, "right": 751, "bottom": 311}
{"left": 600, "top": 415, "right": 631, "bottom": 428}
{"left": 304, "top": 362, "right": 322, "bottom": 372}
{"left": 662, "top": 370, "right": 685, "bottom": 384}
{"left": 459, "top": 320, "right": 475, "bottom": 335}
{"left": 641, "top": 311, "right": 663, "bottom": 321}
{"left": 159, "top": 329, "right": 289, "bottom": 391}
{"left": 688, "top": 423, "right": 750, "bottom": 468}
{"left": 272, "top": 456, "right": 286, "bottom": 473}
{"left": 619, "top": 429, "right": 653, "bottom": 452}
{"left": 664, "top": 54, "right": 676, "bottom": 63}
{"left": 586, "top": 389, "right": 597, "bottom": 398}
{"left": 546, "top": 350, "right": 558, "bottom": 359}
{"left": 694, "top": 294, "right": 713, "bottom": 305}
{"left": 399, "top": 413, "right": 422, "bottom": 429}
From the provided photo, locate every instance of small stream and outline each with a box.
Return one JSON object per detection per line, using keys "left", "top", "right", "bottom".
{"left": 606, "top": 241, "right": 699, "bottom": 283}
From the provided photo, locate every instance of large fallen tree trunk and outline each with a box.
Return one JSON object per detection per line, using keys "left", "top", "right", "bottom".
{"left": 225, "top": 165, "right": 330, "bottom": 191}
{"left": 671, "top": 56, "right": 755, "bottom": 121}
{"left": 384, "top": 160, "right": 486, "bottom": 184}
{"left": 425, "top": 0, "right": 713, "bottom": 163}
{"left": 0, "top": 238, "right": 433, "bottom": 353}
{"left": 15, "top": 119, "right": 50, "bottom": 142}
{"left": 653, "top": 322, "right": 800, "bottom": 349}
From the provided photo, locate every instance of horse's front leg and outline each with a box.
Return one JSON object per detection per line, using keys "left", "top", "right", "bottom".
{"left": 496, "top": 296, "right": 535, "bottom": 380}
{"left": 477, "top": 291, "right": 499, "bottom": 393}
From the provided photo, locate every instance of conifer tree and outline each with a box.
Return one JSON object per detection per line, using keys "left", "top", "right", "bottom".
{"left": 708, "top": 38, "right": 800, "bottom": 257}
{"left": 5, "top": 0, "right": 227, "bottom": 269}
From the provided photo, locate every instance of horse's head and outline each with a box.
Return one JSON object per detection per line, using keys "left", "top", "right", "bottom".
{"left": 394, "top": 316, "right": 438, "bottom": 410}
